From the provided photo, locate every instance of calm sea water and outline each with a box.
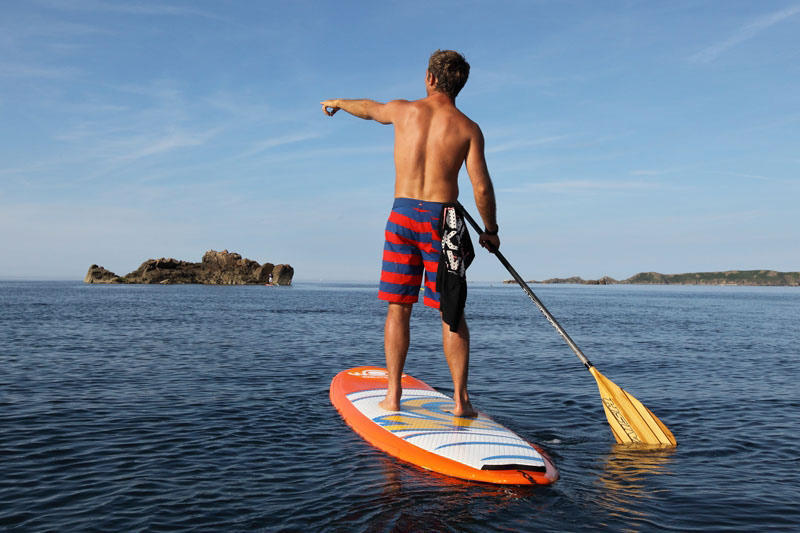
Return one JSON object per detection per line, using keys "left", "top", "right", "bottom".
{"left": 1, "top": 281, "right": 798, "bottom": 532}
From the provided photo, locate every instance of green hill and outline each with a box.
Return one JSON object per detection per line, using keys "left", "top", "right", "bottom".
{"left": 623, "top": 270, "right": 800, "bottom": 286}
{"left": 512, "top": 270, "right": 800, "bottom": 286}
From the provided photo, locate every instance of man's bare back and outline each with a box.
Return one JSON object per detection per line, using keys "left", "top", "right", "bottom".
{"left": 389, "top": 92, "right": 473, "bottom": 203}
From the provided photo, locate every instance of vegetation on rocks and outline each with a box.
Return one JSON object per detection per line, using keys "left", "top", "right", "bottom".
{"left": 505, "top": 270, "right": 800, "bottom": 286}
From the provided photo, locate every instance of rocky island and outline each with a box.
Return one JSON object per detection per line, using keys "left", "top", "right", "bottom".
{"left": 506, "top": 270, "right": 800, "bottom": 287}
{"left": 85, "top": 250, "right": 293, "bottom": 285}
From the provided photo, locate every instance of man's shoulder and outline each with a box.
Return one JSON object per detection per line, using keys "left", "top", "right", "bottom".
{"left": 446, "top": 103, "right": 478, "bottom": 127}
{"left": 453, "top": 109, "right": 481, "bottom": 136}
{"left": 430, "top": 98, "right": 475, "bottom": 124}
{"left": 384, "top": 98, "right": 416, "bottom": 117}
{"left": 432, "top": 102, "right": 481, "bottom": 141}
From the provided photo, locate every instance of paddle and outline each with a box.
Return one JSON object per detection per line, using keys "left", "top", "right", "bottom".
{"left": 456, "top": 203, "right": 677, "bottom": 446}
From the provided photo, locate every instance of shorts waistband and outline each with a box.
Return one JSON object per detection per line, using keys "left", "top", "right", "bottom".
{"left": 392, "top": 197, "right": 446, "bottom": 211}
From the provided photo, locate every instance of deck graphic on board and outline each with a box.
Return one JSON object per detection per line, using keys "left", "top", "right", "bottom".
{"left": 347, "top": 388, "right": 545, "bottom": 471}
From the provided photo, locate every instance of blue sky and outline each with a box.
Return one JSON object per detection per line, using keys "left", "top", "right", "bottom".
{"left": 1, "top": 0, "right": 798, "bottom": 281}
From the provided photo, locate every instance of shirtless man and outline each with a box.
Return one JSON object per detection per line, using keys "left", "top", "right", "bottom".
{"left": 321, "top": 50, "right": 499, "bottom": 417}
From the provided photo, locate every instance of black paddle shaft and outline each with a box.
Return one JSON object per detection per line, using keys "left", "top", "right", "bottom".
{"left": 455, "top": 203, "right": 594, "bottom": 369}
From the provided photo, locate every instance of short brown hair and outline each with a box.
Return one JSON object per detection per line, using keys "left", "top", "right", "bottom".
{"left": 428, "top": 50, "right": 470, "bottom": 100}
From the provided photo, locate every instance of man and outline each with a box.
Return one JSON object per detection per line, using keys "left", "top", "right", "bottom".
{"left": 321, "top": 50, "right": 499, "bottom": 417}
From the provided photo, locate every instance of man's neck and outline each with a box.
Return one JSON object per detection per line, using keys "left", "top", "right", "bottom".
{"left": 425, "top": 90, "right": 455, "bottom": 106}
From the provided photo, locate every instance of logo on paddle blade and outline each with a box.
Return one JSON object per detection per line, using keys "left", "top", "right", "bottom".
{"left": 602, "top": 398, "right": 639, "bottom": 443}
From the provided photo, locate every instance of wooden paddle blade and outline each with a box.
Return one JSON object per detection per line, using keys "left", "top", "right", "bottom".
{"left": 589, "top": 367, "right": 677, "bottom": 446}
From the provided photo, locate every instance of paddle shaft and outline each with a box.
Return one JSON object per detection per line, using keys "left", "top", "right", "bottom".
{"left": 456, "top": 203, "right": 593, "bottom": 369}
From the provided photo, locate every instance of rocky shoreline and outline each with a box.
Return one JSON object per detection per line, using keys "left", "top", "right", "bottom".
{"left": 85, "top": 250, "right": 293, "bottom": 285}
{"left": 504, "top": 270, "right": 800, "bottom": 287}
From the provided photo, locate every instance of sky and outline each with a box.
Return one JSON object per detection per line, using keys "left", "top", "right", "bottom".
{"left": 1, "top": 0, "right": 798, "bottom": 281}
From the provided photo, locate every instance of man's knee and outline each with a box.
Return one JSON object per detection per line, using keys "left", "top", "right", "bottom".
{"left": 442, "top": 314, "right": 469, "bottom": 335}
{"left": 387, "top": 302, "right": 413, "bottom": 320}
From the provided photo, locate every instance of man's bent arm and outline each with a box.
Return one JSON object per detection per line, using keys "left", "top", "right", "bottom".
{"left": 465, "top": 126, "right": 498, "bottom": 234}
{"left": 321, "top": 98, "right": 405, "bottom": 125}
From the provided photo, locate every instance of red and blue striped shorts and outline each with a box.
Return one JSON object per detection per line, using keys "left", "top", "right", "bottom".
{"left": 378, "top": 198, "right": 444, "bottom": 308}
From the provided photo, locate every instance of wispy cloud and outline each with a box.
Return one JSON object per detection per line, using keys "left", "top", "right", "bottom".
{"left": 118, "top": 129, "right": 220, "bottom": 161}
{"left": 500, "top": 179, "right": 661, "bottom": 194}
{"left": 46, "top": 81, "right": 218, "bottom": 160}
{"left": 629, "top": 168, "right": 679, "bottom": 177}
{"left": 487, "top": 135, "right": 567, "bottom": 154}
{"left": 468, "top": 70, "right": 586, "bottom": 96}
{"left": 0, "top": 17, "right": 109, "bottom": 40}
{"left": 34, "top": 0, "right": 223, "bottom": 20}
{"left": 246, "top": 144, "right": 392, "bottom": 166}
{"left": 239, "top": 132, "right": 321, "bottom": 158}
{"left": 689, "top": 5, "right": 800, "bottom": 63}
{"left": 0, "top": 62, "right": 80, "bottom": 79}
{"left": 707, "top": 170, "right": 771, "bottom": 181}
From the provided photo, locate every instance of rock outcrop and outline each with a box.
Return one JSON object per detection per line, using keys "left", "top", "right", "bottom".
{"left": 84, "top": 250, "right": 293, "bottom": 286}
{"left": 271, "top": 264, "right": 294, "bottom": 286}
{"left": 521, "top": 275, "right": 619, "bottom": 285}
{"left": 84, "top": 264, "right": 124, "bottom": 284}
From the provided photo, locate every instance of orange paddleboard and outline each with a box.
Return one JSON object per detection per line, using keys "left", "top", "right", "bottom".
{"left": 330, "top": 366, "right": 559, "bottom": 485}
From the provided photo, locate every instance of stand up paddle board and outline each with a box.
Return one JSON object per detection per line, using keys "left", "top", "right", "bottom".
{"left": 330, "top": 366, "right": 558, "bottom": 485}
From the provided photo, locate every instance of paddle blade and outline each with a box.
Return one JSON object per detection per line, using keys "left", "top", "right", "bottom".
{"left": 589, "top": 367, "right": 677, "bottom": 446}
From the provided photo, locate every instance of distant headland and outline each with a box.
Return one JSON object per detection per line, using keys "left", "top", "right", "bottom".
{"left": 85, "top": 250, "right": 293, "bottom": 285}
{"left": 505, "top": 270, "right": 800, "bottom": 287}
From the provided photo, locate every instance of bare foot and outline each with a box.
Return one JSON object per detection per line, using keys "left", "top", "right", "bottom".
{"left": 446, "top": 403, "right": 478, "bottom": 418}
{"left": 378, "top": 397, "right": 401, "bottom": 412}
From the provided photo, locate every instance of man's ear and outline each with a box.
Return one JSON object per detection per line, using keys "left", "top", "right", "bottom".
{"left": 426, "top": 70, "right": 437, "bottom": 88}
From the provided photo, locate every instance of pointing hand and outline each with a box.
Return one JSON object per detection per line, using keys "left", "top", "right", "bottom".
{"left": 321, "top": 100, "right": 339, "bottom": 116}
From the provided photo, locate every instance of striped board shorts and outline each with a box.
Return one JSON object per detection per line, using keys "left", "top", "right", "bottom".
{"left": 378, "top": 197, "right": 444, "bottom": 308}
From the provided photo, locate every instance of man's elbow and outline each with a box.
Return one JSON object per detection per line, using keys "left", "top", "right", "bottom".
{"left": 472, "top": 179, "right": 494, "bottom": 199}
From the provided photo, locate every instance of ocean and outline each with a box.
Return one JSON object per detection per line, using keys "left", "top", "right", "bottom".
{"left": 1, "top": 281, "right": 798, "bottom": 532}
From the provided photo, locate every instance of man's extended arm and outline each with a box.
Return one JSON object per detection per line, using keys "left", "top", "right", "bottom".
{"left": 320, "top": 98, "right": 404, "bottom": 125}
{"left": 465, "top": 125, "right": 500, "bottom": 251}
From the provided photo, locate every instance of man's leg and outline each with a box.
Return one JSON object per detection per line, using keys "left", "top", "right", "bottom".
{"left": 379, "top": 302, "right": 413, "bottom": 411}
{"left": 442, "top": 315, "right": 477, "bottom": 417}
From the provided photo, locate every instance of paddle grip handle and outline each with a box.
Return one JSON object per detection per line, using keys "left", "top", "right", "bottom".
{"left": 456, "top": 203, "right": 593, "bottom": 369}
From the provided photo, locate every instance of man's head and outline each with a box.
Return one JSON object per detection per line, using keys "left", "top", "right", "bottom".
{"left": 427, "top": 50, "right": 470, "bottom": 100}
